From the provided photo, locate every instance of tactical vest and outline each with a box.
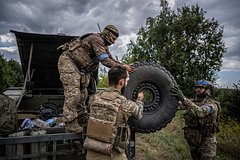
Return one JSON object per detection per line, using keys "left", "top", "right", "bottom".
{"left": 58, "top": 33, "right": 99, "bottom": 72}
{"left": 183, "top": 98, "right": 220, "bottom": 146}
{"left": 83, "top": 91, "right": 129, "bottom": 154}
{"left": 0, "top": 95, "right": 18, "bottom": 135}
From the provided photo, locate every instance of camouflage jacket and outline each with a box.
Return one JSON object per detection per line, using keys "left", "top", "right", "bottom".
{"left": 88, "top": 87, "right": 144, "bottom": 125}
{"left": 182, "top": 97, "right": 220, "bottom": 133}
{"left": 81, "top": 33, "right": 123, "bottom": 68}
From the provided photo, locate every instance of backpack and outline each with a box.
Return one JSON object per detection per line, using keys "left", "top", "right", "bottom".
{"left": 0, "top": 94, "right": 18, "bottom": 134}
{"left": 40, "top": 103, "right": 62, "bottom": 121}
{"left": 212, "top": 100, "right": 221, "bottom": 133}
{"left": 58, "top": 33, "right": 98, "bottom": 72}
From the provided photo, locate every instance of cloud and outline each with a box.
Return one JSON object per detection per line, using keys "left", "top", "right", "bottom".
{"left": 0, "top": 0, "right": 96, "bottom": 33}
{"left": 0, "top": 0, "right": 160, "bottom": 35}
{"left": 221, "top": 57, "right": 240, "bottom": 71}
{"left": 0, "top": 0, "right": 160, "bottom": 58}
{"left": 0, "top": 33, "right": 16, "bottom": 47}
{"left": 217, "top": 70, "right": 240, "bottom": 88}
{"left": 0, "top": 46, "right": 17, "bottom": 53}
{"left": 0, "top": 33, "right": 14, "bottom": 43}
{"left": 0, "top": 0, "right": 239, "bottom": 88}
{"left": 110, "top": 32, "right": 138, "bottom": 59}
{"left": 0, "top": 49, "right": 20, "bottom": 62}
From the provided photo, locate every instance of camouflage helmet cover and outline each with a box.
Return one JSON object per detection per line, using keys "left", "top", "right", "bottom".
{"left": 103, "top": 25, "right": 119, "bottom": 37}
{"left": 101, "top": 25, "right": 119, "bottom": 45}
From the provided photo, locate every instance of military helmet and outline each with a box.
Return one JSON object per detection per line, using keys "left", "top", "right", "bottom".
{"left": 101, "top": 25, "right": 119, "bottom": 45}
{"left": 104, "top": 25, "right": 119, "bottom": 37}
{"left": 195, "top": 80, "right": 214, "bottom": 89}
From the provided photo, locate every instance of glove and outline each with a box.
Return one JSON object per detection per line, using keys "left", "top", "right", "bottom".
{"left": 122, "top": 64, "right": 135, "bottom": 73}
{"left": 171, "top": 85, "right": 186, "bottom": 101}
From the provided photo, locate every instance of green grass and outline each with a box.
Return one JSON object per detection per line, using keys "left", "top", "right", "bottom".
{"left": 135, "top": 111, "right": 240, "bottom": 160}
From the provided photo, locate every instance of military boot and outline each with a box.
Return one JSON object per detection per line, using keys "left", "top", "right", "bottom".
{"left": 65, "top": 118, "right": 83, "bottom": 133}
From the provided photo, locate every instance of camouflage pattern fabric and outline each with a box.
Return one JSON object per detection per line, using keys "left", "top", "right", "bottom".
{"left": 86, "top": 87, "right": 143, "bottom": 159}
{"left": 86, "top": 90, "right": 122, "bottom": 146}
{"left": 86, "top": 150, "right": 127, "bottom": 160}
{"left": 58, "top": 32, "right": 128, "bottom": 132}
{"left": 88, "top": 87, "right": 143, "bottom": 127}
{"left": 189, "top": 136, "right": 217, "bottom": 160}
{"left": 81, "top": 33, "right": 123, "bottom": 68}
{"left": 182, "top": 97, "right": 220, "bottom": 159}
{"left": 58, "top": 52, "right": 88, "bottom": 131}
{"left": 0, "top": 95, "right": 18, "bottom": 134}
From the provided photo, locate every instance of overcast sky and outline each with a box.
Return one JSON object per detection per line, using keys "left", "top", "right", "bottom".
{"left": 0, "top": 0, "right": 240, "bottom": 88}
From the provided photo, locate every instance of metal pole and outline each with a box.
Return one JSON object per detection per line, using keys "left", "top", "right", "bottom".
{"left": 16, "top": 43, "right": 33, "bottom": 108}
{"left": 128, "top": 129, "right": 136, "bottom": 160}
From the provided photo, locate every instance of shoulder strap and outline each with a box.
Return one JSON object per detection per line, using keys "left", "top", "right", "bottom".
{"left": 80, "top": 33, "right": 94, "bottom": 40}
{"left": 213, "top": 100, "right": 221, "bottom": 121}
{"left": 100, "top": 90, "right": 120, "bottom": 101}
{"left": 57, "top": 33, "right": 94, "bottom": 50}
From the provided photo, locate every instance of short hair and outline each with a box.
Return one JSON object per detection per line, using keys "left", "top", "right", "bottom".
{"left": 108, "top": 65, "right": 127, "bottom": 85}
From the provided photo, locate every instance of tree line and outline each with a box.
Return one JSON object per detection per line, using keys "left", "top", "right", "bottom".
{"left": 0, "top": 53, "right": 23, "bottom": 92}
{"left": 121, "top": 0, "right": 238, "bottom": 121}
{"left": 122, "top": 0, "right": 226, "bottom": 97}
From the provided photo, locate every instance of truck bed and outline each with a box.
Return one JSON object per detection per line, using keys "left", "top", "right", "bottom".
{"left": 0, "top": 129, "right": 84, "bottom": 160}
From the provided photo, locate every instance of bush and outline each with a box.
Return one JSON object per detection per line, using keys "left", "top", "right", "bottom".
{"left": 214, "top": 81, "right": 240, "bottom": 122}
{"left": 97, "top": 73, "right": 108, "bottom": 88}
{"left": 0, "top": 54, "right": 23, "bottom": 91}
{"left": 136, "top": 111, "right": 240, "bottom": 160}
{"left": 217, "top": 119, "right": 240, "bottom": 159}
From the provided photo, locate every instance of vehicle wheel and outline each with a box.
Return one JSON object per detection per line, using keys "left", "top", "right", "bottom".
{"left": 123, "top": 62, "right": 178, "bottom": 133}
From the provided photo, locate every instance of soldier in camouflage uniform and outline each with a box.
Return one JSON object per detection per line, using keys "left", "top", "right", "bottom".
{"left": 84, "top": 65, "right": 144, "bottom": 160}
{"left": 58, "top": 25, "right": 134, "bottom": 132}
{"left": 171, "top": 80, "right": 221, "bottom": 160}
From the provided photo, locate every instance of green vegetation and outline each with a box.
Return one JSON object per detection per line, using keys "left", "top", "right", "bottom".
{"left": 217, "top": 119, "right": 240, "bottom": 159}
{"left": 0, "top": 53, "right": 23, "bottom": 91}
{"left": 136, "top": 111, "right": 240, "bottom": 160}
{"left": 120, "top": 2, "right": 239, "bottom": 157}
{"left": 0, "top": 1, "right": 239, "bottom": 159}
{"left": 97, "top": 73, "right": 108, "bottom": 88}
{"left": 214, "top": 81, "right": 240, "bottom": 122}
{"left": 123, "top": 0, "right": 226, "bottom": 97}
{"left": 135, "top": 83, "right": 240, "bottom": 160}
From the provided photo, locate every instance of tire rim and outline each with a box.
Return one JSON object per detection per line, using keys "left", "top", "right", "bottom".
{"left": 132, "top": 82, "right": 161, "bottom": 112}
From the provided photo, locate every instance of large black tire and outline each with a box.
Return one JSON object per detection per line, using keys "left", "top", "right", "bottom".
{"left": 123, "top": 62, "right": 178, "bottom": 133}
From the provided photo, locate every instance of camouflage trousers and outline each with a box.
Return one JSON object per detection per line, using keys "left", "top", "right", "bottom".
{"left": 187, "top": 135, "right": 217, "bottom": 160}
{"left": 86, "top": 150, "right": 127, "bottom": 160}
{"left": 58, "top": 52, "right": 90, "bottom": 125}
